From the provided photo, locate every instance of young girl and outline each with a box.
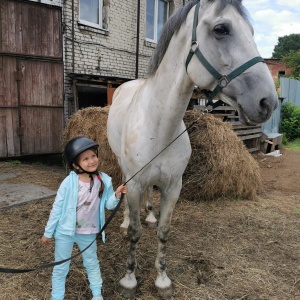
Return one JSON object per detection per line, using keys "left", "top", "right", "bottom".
{"left": 41, "top": 136, "right": 127, "bottom": 300}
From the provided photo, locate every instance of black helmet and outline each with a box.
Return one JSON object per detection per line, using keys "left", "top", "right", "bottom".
{"left": 64, "top": 136, "right": 99, "bottom": 169}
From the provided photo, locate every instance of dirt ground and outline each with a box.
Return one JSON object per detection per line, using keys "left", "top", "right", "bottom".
{"left": 0, "top": 148, "right": 300, "bottom": 300}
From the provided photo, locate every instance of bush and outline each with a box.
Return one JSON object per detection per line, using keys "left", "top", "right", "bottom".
{"left": 280, "top": 102, "right": 300, "bottom": 141}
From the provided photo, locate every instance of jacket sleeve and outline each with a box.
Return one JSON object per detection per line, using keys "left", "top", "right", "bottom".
{"left": 102, "top": 173, "right": 120, "bottom": 210}
{"left": 43, "top": 178, "right": 67, "bottom": 238}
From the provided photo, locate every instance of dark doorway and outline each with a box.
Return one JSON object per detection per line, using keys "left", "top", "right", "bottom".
{"left": 77, "top": 86, "right": 107, "bottom": 109}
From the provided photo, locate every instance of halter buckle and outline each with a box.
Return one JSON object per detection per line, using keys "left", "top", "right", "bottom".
{"left": 218, "top": 75, "right": 229, "bottom": 88}
{"left": 190, "top": 41, "right": 199, "bottom": 53}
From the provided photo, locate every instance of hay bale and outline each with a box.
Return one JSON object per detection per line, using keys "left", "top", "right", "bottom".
{"left": 62, "top": 106, "right": 122, "bottom": 187}
{"left": 182, "top": 110, "right": 262, "bottom": 201}
{"left": 63, "top": 107, "right": 262, "bottom": 200}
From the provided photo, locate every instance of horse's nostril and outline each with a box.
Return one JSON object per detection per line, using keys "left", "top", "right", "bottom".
{"left": 259, "top": 98, "right": 269, "bottom": 117}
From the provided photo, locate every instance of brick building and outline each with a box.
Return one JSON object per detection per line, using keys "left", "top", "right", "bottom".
{"left": 63, "top": 0, "right": 184, "bottom": 120}
{"left": 265, "top": 58, "right": 293, "bottom": 81}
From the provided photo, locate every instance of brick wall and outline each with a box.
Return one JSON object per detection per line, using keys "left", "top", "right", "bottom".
{"left": 63, "top": 0, "right": 183, "bottom": 120}
{"left": 265, "top": 58, "right": 293, "bottom": 81}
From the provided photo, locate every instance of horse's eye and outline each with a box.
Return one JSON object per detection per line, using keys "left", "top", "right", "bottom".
{"left": 213, "top": 25, "right": 229, "bottom": 35}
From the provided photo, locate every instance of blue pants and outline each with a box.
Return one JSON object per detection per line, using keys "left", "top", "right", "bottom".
{"left": 52, "top": 232, "right": 102, "bottom": 300}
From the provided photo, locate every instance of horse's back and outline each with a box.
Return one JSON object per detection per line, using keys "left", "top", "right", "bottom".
{"left": 111, "top": 79, "right": 146, "bottom": 109}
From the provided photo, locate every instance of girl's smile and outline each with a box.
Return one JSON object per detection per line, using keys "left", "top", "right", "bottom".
{"left": 75, "top": 149, "right": 99, "bottom": 173}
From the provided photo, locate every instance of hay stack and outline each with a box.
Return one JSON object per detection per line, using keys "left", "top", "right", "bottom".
{"left": 62, "top": 106, "right": 122, "bottom": 187}
{"left": 63, "top": 107, "right": 262, "bottom": 200}
{"left": 182, "top": 110, "right": 262, "bottom": 200}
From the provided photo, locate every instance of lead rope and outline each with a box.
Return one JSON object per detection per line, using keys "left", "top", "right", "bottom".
{"left": 0, "top": 111, "right": 207, "bottom": 274}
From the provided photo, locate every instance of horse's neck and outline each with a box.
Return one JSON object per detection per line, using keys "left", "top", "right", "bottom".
{"left": 144, "top": 38, "right": 194, "bottom": 133}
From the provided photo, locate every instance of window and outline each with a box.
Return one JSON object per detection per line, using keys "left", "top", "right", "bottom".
{"left": 146, "top": 0, "right": 169, "bottom": 43}
{"left": 79, "top": 0, "right": 103, "bottom": 29}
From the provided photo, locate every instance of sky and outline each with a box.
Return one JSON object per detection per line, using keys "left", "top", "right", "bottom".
{"left": 243, "top": 0, "right": 300, "bottom": 58}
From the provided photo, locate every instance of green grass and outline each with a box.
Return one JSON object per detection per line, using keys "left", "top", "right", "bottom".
{"left": 284, "top": 138, "right": 300, "bottom": 151}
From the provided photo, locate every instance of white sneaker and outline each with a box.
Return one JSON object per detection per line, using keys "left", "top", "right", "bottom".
{"left": 92, "top": 295, "right": 103, "bottom": 300}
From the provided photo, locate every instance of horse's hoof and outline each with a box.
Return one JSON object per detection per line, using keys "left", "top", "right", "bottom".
{"left": 157, "top": 286, "right": 173, "bottom": 299}
{"left": 118, "top": 285, "right": 136, "bottom": 299}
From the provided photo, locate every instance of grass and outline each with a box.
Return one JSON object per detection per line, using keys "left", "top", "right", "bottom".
{"left": 284, "top": 138, "right": 300, "bottom": 151}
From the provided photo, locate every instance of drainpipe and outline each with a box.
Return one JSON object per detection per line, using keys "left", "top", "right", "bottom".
{"left": 135, "top": 0, "right": 140, "bottom": 79}
{"left": 72, "top": 0, "right": 75, "bottom": 73}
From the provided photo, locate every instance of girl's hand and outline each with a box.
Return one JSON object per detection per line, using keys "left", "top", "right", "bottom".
{"left": 115, "top": 184, "right": 128, "bottom": 199}
{"left": 41, "top": 235, "right": 51, "bottom": 246}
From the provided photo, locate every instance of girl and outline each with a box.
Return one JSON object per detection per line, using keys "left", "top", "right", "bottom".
{"left": 41, "top": 136, "right": 127, "bottom": 300}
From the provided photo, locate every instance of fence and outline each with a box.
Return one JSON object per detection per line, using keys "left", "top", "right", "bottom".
{"left": 262, "top": 78, "right": 300, "bottom": 134}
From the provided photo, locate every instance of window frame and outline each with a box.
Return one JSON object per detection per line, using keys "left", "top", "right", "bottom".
{"left": 146, "top": 0, "right": 169, "bottom": 43}
{"left": 78, "top": 0, "right": 103, "bottom": 29}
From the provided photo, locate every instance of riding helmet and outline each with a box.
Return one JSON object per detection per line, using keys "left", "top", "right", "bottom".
{"left": 64, "top": 136, "right": 99, "bottom": 168}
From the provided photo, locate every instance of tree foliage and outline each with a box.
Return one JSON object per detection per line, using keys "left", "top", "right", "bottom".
{"left": 272, "top": 34, "right": 300, "bottom": 59}
{"left": 282, "top": 50, "right": 300, "bottom": 79}
{"left": 280, "top": 102, "right": 300, "bottom": 141}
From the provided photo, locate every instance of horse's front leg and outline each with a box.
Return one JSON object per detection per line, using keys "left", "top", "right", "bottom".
{"left": 119, "top": 187, "right": 142, "bottom": 298}
{"left": 155, "top": 183, "right": 181, "bottom": 299}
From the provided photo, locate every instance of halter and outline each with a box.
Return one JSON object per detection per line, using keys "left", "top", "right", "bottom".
{"left": 185, "top": 2, "right": 264, "bottom": 108}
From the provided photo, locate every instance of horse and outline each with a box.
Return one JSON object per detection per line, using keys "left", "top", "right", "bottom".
{"left": 107, "top": 0, "right": 278, "bottom": 298}
{"left": 120, "top": 187, "right": 157, "bottom": 234}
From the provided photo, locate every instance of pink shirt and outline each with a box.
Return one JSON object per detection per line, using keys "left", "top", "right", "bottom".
{"left": 75, "top": 177, "right": 101, "bottom": 234}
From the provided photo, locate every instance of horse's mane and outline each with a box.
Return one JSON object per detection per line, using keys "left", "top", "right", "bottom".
{"left": 148, "top": 0, "right": 250, "bottom": 77}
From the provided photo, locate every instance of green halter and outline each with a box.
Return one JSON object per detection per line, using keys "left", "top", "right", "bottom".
{"left": 185, "top": 2, "right": 264, "bottom": 107}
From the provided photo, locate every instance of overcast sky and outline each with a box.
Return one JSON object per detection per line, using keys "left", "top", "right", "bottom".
{"left": 243, "top": 0, "right": 300, "bottom": 58}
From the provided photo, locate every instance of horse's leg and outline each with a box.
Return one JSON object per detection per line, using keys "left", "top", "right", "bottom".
{"left": 120, "top": 196, "right": 130, "bottom": 235}
{"left": 154, "top": 183, "right": 181, "bottom": 299}
{"left": 119, "top": 187, "right": 142, "bottom": 298}
{"left": 144, "top": 186, "right": 157, "bottom": 228}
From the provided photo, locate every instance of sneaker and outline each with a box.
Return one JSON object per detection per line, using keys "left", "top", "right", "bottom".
{"left": 92, "top": 295, "right": 103, "bottom": 300}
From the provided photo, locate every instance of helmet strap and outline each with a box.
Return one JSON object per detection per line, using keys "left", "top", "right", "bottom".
{"left": 74, "top": 163, "right": 99, "bottom": 192}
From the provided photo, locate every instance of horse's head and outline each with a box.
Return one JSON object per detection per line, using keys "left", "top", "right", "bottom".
{"left": 186, "top": 0, "right": 278, "bottom": 125}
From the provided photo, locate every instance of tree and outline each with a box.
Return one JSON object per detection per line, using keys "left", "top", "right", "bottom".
{"left": 282, "top": 50, "right": 300, "bottom": 79}
{"left": 272, "top": 34, "right": 300, "bottom": 59}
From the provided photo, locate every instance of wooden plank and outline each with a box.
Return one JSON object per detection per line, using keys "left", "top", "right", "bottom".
{"left": 21, "top": 106, "right": 63, "bottom": 155}
{"left": 232, "top": 124, "right": 261, "bottom": 130}
{"left": 0, "top": 115, "right": 7, "bottom": 156}
{"left": 0, "top": 0, "right": 10, "bottom": 52}
{"left": 51, "top": 62, "right": 64, "bottom": 106}
{"left": 107, "top": 88, "right": 117, "bottom": 105}
{"left": 0, "top": 108, "right": 20, "bottom": 157}
{"left": 0, "top": 57, "right": 18, "bottom": 107}
{"left": 15, "top": 2, "right": 23, "bottom": 54}
{"left": 238, "top": 133, "right": 262, "bottom": 141}
{"left": 210, "top": 106, "right": 235, "bottom": 111}
{"left": 233, "top": 128, "right": 262, "bottom": 136}
{"left": 248, "top": 147, "right": 260, "bottom": 153}
{"left": 53, "top": 8, "right": 63, "bottom": 58}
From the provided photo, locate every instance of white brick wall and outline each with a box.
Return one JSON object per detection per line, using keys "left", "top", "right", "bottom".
{"left": 63, "top": 0, "right": 184, "bottom": 119}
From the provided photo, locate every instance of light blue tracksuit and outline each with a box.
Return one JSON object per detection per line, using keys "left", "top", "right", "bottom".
{"left": 43, "top": 171, "right": 120, "bottom": 300}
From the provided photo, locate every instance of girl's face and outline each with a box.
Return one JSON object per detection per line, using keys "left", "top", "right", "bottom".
{"left": 73, "top": 149, "right": 99, "bottom": 172}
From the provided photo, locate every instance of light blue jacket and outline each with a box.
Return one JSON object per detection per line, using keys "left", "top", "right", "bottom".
{"left": 43, "top": 171, "right": 120, "bottom": 243}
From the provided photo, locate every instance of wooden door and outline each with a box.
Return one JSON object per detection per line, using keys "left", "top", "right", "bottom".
{"left": 0, "top": 0, "right": 63, "bottom": 157}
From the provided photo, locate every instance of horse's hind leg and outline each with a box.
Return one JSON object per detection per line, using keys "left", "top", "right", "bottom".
{"left": 120, "top": 187, "right": 156, "bottom": 236}
{"left": 119, "top": 187, "right": 142, "bottom": 298}
{"left": 145, "top": 186, "right": 157, "bottom": 228}
{"left": 120, "top": 196, "right": 130, "bottom": 235}
{"left": 154, "top": 184, "right": 181, "bottom": 299}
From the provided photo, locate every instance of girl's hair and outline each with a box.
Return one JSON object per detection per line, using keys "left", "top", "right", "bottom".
{"left": 98, "top": 177, "right": 104, "bottom": 198}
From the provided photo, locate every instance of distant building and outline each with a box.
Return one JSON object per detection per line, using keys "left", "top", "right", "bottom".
{"left": 265, "top": 58, "right": 292, "bottom": 81}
